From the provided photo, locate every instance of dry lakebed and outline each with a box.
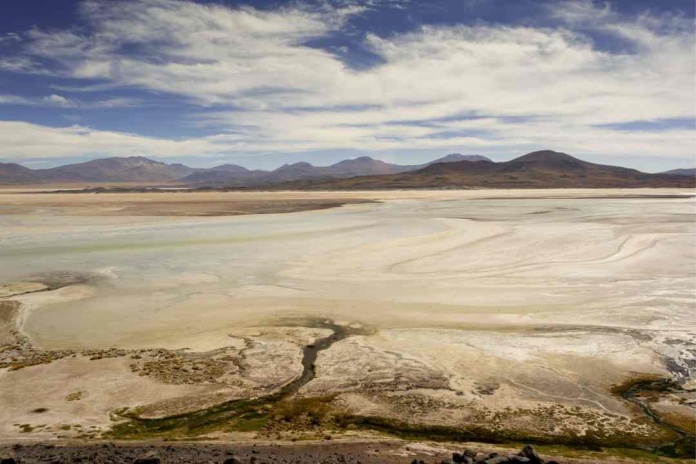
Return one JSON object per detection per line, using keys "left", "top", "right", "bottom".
{"left": 0, "top": 188, "right": 694, "bottom": 463}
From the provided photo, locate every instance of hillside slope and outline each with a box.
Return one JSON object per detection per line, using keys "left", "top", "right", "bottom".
{"left": 279, "top": 150, "right": 695, "bottom": 189}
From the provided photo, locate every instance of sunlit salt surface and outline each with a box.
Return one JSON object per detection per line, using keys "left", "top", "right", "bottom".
{"left": 1, "top": 196, "right": 693, "bottom": 350}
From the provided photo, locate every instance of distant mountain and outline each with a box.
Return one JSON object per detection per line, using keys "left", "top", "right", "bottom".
{"left": 0, "top": 153, "right": 495, "bottom": 185}
{"left": 211, "top": 164, "right": 249, "bottom": 173}
{"left": 326, "top": 156, "right": 410, "bottom": 177}
{"left": 424, "top": 154, "right": 491, "bottom": 166}
{"left": 181, "top": 163, "right": 250, "bottom": 183}
{"left": 5, "top": 151, "right": 681, "bottom": 189}
{"left": 660, "top": 168, "right": 695, "bottom": 177}
{"left": 0, "top": 162, "right": 38, "bottom": 184}
{"left": 279, "top": 150, "right": 695, "bottom": 189}
{"left": 272, "top": 162, "right": 325, "bottom": 181}
{"left": 180, "top": 154, "right": 490, "bottom": 186}
{"left": 30, "top": 156, "right": 200, "bottom": 183}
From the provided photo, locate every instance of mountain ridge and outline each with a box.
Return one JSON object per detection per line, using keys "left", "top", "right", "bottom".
{"left": 0, "top": 153, "right": 490, "bottom": 185}
{"left": 277, "top": 150, "right": 695, "bottom": 189}
{"left": 660, "top": 168, "right": 695, "bottom": 177}
{"left": 1, "top": 151, "right": 693, "bottom": 189}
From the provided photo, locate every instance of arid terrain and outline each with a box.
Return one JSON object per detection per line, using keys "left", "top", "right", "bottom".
{"left": 0, "top": 188, "right": 694, "bottom": 463}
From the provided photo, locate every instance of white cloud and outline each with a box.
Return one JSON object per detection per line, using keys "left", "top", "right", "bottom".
{"left": 0, "top": 93, "right": 136, "bottom": 108}
{"left": 0, "top": 0, "right": 694, "bottom": 163}
{"left": 0, "top": 121, "right": 222, "bottom": 159}
{"left": 2, "top": 115, "right": 692, "bottom": 164}
{"left": 0, "top": 95, "right": 32, "bottom": 105}
{"left": 20, "top": 0, "right": 360, "bottom": 105}
{"left": 43, "top": 94, "right": 71, "bottom": 107}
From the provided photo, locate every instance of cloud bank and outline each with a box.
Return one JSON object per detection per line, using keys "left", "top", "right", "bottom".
{"left": 0, "top": 0, "right": 693, "bottom": 165}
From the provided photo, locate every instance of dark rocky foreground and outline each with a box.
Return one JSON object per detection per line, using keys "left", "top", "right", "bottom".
{"left": 430, "top": 445, "right": 557, "bottom": 464}
{"left": 0, "top": 442, "right": 563, "bottom": 464}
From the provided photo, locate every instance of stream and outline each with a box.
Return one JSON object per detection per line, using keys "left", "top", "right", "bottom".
{"left": 109, "top": 320, "right": 367, "bottom": 438}
{"left": 619, "top": 378, "right": 695, "bottom": 457}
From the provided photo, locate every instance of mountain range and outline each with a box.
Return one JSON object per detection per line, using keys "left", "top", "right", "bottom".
{"left": 0, "top": 154, "right": 489, "bottom": 185}
{"left": 277, "top": 150, "right": 696, "bottom": 189}
{"left": 0, "top": 157, "right": 197, "bottom": 184}
{"left": 0, "top": 151, "right": 693, "bottom": 189}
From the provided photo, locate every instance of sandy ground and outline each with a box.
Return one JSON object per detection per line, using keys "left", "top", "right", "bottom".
{"left": 0, "top": 356, "right": 210, "bottom": 437}
{"left": 0, "top": 189, "right": 377, "bottom": 216}
{"left": 0, "top": 188, "right": 694, "bottom": 452}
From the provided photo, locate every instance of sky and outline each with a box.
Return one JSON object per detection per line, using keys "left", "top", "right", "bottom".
{"left": 0, "top": 0, "right": 694, "bottom": 171}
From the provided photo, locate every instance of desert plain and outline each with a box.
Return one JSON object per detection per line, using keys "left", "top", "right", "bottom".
{"left": 0, "top": 188, "right": 694, "bottom": 462}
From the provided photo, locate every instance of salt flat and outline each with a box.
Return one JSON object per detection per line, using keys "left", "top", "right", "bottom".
{"left": 0, "top": 189, "right": 694, "bottom": 450}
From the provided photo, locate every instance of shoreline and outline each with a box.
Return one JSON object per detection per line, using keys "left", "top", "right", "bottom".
{"left": 0, "top": 187, "right": 692, "bottom": 218}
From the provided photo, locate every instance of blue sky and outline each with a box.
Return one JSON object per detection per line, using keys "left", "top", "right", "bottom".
{"left": 0, "top": 0, "right": 694, "bottom": 171}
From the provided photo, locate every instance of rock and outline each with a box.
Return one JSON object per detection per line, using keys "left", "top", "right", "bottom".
{"left": 223, "top": 458, "right": 242, "bottom": 464}
{"left": 454, "top": 451, "right": 477, "bottom": 463}
{"left": 518, "top": 446, "right": 543, "bottom": 464}
{"left": 0, "top": 459, "right": 17, "bottom": 464}
{"left": 509, "top": 457, "right": 531, "bottom": 463}
{"left": 484, "top": 457, "right": 510, "bottom": 464}
{"left": 134, "top": 458, "right": 160, "bottom": 464}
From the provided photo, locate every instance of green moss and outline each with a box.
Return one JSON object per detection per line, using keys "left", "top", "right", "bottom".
{"left": 18, "top": 424, "right": 35, "bottom": 433}
{"left": 535, "top": 443, "right": 689, "bottom": 463}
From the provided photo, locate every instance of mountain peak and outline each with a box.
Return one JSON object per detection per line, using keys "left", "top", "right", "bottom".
{"left": 503, "top": 150, "right": 590, "bottom": 174}
{"left": 211, "top": 163, "right": 249, "bottom": 173}
{"left": 88, "top": 156, "right": 165, "bottom": 167}
{"left": 438, "top": 154, "right": 467, "bottom": 162}
{"left": 428, "top": 154, "right": 492, "bottom": 165}
{"left": 511, "top": 150, "right": 578, "bottom": 163}
{"left": 274, "top": 162, "right": 315, "bottom": 172}
{"left": 332, "top": 156, "right": 381, "bottom": 166}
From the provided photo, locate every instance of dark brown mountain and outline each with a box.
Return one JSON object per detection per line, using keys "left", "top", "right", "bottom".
{"left": 278, "top": 150, "right": 696, "bottom": 189}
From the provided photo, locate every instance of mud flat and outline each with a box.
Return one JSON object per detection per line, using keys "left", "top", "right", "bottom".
{"left": 0, "top": 190, "right": 377, "bottom": 216}
{"left": 0, "top": 189, "right": 694, "bottom": 460}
